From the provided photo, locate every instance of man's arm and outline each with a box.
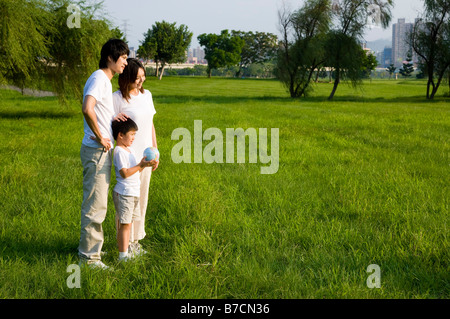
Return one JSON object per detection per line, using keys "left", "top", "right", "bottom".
{"left": 82, "top": 95, "right": 111, "bottom": 152}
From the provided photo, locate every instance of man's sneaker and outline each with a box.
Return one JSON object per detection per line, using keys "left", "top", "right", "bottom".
{"left": 79, "top": 258, "right": 111, "bottom": 270}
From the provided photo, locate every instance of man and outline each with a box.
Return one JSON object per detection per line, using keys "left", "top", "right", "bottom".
{"left": 79, "top": 39, "right": 129, "bottom": 269}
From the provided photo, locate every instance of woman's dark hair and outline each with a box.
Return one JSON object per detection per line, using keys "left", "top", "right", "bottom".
{"left": 99, "top": 39, "right": 130, "bottom": 69}
{"left": 118, "top": 58, "right": 145, "bottom": 102}
{"left": 112, "top": 117, "right": 138, "bottom": 141}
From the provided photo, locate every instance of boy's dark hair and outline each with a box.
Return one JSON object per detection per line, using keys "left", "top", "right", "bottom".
{"left": 112, "top": 117, "right": 138, "bottom": 141}
{"left": 119, "top": 58, "right": 145, "bottom": 102}
{"left": 99, "top": 39, "right": 130, "bottom": 69}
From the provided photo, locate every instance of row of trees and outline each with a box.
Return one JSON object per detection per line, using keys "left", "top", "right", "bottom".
{"left": 0, "top": 0, "right": 124, "bottom": 103}
{"left": 138, "top": 24, "right": 278, "bottom": 79}
{"left": 1, "top": 0, "right": 448, "bottom": 102}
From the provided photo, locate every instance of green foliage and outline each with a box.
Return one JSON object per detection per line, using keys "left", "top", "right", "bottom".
{"left": 399, "top": 52, "right": 415, "bottom": 78}
{"left": 138, "top": 21, "right": 192, "bottom": 80}
{"left": 197, "top": 30, "right": 244, "bottom": 78}
{"left": 324, "top": 30, "right": 365, "bottom": 95}
{"left": 231, "top": 30, "right": 278, "bottom": 77}
{"left": 362, "top": 52, "right": 378, "bottom": 78}
{"left": 0, "top": 0, "right": 126, "bottom": 104}
{"left": 45, "top": 0, "right": 116, "bottom": 104}
{"left": 0, "top": 0, "right": 52, "bottom": 85}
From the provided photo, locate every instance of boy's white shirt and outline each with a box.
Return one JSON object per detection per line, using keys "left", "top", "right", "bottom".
{"left": 113, "top": 146, "right": 140, "bottom": 197}
{"left": 82, "top": 69, "right": 115, "bottom": 149}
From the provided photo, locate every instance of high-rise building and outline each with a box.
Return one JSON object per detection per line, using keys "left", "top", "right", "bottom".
{"left": 383, "top": 47, "right": 392, "bottom": 67}
{"left": 391, "top": 18, "right": 413, "bottom": 67}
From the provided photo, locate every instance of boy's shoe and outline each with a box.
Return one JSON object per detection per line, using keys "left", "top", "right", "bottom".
{"left": 118, "top": 253, "right": 133, "bottom": 263}
{"left": 129, "top": 242, "right": 147, "bottom": 258}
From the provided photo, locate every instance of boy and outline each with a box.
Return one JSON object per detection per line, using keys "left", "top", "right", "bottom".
{"left": 111, "top": 118, "right": 153, "bottom": 261}
{"left": 79, "top": 39, "right": 129, "bottom": 269}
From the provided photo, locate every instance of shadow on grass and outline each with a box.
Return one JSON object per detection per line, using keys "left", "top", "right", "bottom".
{"left": 0, "top": 237, "right": 77, "bottom": 263}
{"left": 154, "top": 94, "right": 448, "bottom": 105}
{"left": 0, "top": 110, "right": 76, "bottom": 119}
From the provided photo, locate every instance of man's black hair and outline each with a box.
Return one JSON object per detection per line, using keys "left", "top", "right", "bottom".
{"left": 112, "top": 117, "right": 138, "bottom": 141}
{"left": 99, "top": 39, "right": 130, "bottom": 69}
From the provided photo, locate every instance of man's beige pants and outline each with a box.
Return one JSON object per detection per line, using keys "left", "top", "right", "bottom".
{"left": 78, "top": 144, "right": 112, "bottom": 261}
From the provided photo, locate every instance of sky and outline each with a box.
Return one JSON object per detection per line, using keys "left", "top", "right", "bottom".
{"left": 100, "top": 0, "right": 425, "bottom": 50}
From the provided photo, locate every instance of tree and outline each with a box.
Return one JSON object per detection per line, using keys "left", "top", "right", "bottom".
{"left": 324, "top": 30, "right": 366, "bottom": 96}
{"left": 44, "top": 0, "right": 117, "bottom": 103}
{"left": 138, "top": 28, "right": 158, "bottom": 75}
{"left": 275, "top": 0, "right": 331, "bottom": 98}
{"left": 410, "top": 0, "right": 450, "bottom": 99}
{"left": 231, "top": 30, "right": 278, "bottom": 77}
{"left": 139, "top": 21, "right": 192, "bottom": 80}
{"left": 399, "top": 51, "right": 414, "bottom": 78}
{"left": 198, "top": 30, "right": 244, "bottom": 78}
{"left": 362, "top": 51, "right": 378, "bottom": 78}
{"left": 386, "top": 63, "right": 396, "bottom": 79}
{"left": 326, "top": 0, "right": 393, "bottom": 99}
{"left": 0, "top": 0, "right": 52, "bottom": 89}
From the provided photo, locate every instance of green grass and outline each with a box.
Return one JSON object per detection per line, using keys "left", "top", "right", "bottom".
{"left": 0, "top": 77, "right": 448, "bottom": 298}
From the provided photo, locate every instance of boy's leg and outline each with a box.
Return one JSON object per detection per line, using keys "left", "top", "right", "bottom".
{"left": 114, "top": 192, "right": 139, "bottom": 258}
{"left": 117, "top": 223, "right": 132, "bottom": 253}
{"left": 79, "top": 144, "right": 112, "bottom": 261}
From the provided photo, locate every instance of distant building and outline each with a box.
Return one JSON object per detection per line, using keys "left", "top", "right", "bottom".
{"left": 383, "top": 47, "right": 392, "bottom": 67}
{"left": 129, "top": 47, "right": 136, "bottom": 59}
{"left": 187, "top": 46, "right": 206, "bottom": 64}
{"left": 391, "top": 18, "right": 413, "bottom": 67}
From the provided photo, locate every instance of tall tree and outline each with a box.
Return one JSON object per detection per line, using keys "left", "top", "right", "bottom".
{"left": 139, "top": 21, "right": 192, "bottom": 80}
{"left": 198, "top": 30, "right": 244, "bottom": 78}
{"left": 275, "top": 0, "right": 331, "bottom": 98}
{"left": 155, "top": 21, "right": 192, "bottom": 80}
{"left": 326, "top": 0, "right": 393, "bottom": 99}
{"left": 231, "top": 31, "right": 278, "bottom": 77}
{"left": 410, "top": 0, "right": 450, "bottom": 99}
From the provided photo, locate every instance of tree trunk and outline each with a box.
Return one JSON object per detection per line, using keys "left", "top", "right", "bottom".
{"left": 155, "top": 61, "right": 159, "bottom": 78}
{"left": 328, "top": 68, "right": 340, "bottom": 100}
{"left": 159, "top": 62, "right": 165, "bottom": 80}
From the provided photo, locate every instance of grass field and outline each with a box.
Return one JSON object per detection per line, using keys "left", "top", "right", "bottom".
{"left": 0, "top": 77, "right": 448, "bottom": 299}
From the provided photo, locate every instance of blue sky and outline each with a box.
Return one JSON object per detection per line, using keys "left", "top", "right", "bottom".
{"left": 100, "top": 0, "right": 425, "bottom": 49}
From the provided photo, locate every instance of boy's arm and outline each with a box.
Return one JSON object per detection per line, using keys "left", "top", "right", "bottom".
{"left": 119, "top": 157, "right": 156, "bottom": 179}
{"left": 82, "top": 95, "right": 111, "bottom": 151}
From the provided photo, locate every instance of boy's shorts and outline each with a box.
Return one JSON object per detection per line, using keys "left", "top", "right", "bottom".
{"left": 113, "top": 191, "right": 140, "bottom": 224}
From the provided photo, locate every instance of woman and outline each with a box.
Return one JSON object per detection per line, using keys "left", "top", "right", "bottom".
{"left": 113, "top": 58, "right": 159, "bottom": 256}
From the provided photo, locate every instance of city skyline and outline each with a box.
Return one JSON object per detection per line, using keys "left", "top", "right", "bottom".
{"left": 102, "top": 0, "right": 425, "bottom": 50}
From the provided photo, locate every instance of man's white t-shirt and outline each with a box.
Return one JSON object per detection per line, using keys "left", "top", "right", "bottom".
{"left": 113, "top": 89, "right": 156, "bottom": 157}
{"left": 82, "top": 69, "right": 115, "bottom": 149}
{"left": 113, "top": 146, "right": 140, "bottom": 197}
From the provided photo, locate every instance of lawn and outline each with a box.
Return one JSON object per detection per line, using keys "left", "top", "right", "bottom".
{"left": 0, "top": 77, "right": 448, "bottom": 299}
